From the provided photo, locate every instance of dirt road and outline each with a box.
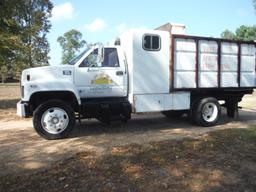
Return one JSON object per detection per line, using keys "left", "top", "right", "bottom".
{"left": 0, "top": 107, "right": 255, "bottom": 177}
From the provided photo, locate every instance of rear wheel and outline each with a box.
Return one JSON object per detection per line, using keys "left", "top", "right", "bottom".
{"left": 192, "top": 97, "right": 221, "bottom": 127}
{"left": 33, "top": 100, "right": 75, "bottom": 140}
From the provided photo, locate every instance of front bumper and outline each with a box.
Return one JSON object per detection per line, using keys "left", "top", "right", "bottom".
{"left": 17, "top": 101, "right": 30, "bottom": 117}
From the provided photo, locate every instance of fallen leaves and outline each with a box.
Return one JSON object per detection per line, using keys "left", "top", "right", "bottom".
{"left": 0, "top": 128, "right": 256, "bottom": 192}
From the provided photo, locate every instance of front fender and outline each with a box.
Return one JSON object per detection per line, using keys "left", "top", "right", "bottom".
{"left": 23, "top": 80, "right": 81, "bottom": 105}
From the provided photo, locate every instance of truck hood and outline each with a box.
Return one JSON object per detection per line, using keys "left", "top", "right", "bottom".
{"left": 21, "top": 65, "right": 75, "bottom": 84}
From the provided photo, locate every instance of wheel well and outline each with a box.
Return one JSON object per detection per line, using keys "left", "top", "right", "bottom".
{"left": 190, "top": 90, "right": 248, "bottom": 106}
{"left": 30, "top": 91, "right": 79, "bottom": 112}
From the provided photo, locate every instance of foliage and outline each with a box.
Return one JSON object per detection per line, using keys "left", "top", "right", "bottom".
{"left": 221, "top": 25, "right": 256, "bottom": 41}
{"left": 0, "top": 0, "right": 53, "bottom": 82}
{"left": 220, "top": 29, "right": 235, "bottom": 40}
{"left": 57, "top": 29, "right": 86, "bottom": 64}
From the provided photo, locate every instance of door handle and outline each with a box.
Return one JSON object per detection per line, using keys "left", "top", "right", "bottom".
{"left": 116, "top": 71, "right": 124, "bottom": 76}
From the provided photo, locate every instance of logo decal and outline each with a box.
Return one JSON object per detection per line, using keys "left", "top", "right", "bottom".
{"left": 91, "top": 73, "right": 114, "bottom": 85}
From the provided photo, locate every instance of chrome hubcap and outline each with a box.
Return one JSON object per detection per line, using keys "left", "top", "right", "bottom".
{"left": 41, "top": 107, "right": 69, "bottom": 134}
{"left": 202, "top": 103, "right": 218, "bottom": 122}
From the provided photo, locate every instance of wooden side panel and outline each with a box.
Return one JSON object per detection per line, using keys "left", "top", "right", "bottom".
{"left": 170, "top": 34, "right": 256, "bottom": 91}
{"left": 173, "top": 38, "right": 196, "bottom": 89}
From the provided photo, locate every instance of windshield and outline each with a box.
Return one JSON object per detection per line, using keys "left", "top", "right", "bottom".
{"left": 68, "top": 48, "right": 90, "bottom": 65}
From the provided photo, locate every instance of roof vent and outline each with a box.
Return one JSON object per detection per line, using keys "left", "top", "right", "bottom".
{"left": 155, "top": 23, "right": 186, "bottom": 35}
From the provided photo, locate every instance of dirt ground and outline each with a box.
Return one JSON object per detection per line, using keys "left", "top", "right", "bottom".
{"left": 0, "top": 128, "right": 256, "bottom": 192}
{"left": 0, "top": 85, "right": 256, "bottom": 191}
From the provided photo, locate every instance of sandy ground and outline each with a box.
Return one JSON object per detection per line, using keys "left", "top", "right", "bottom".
{"left": 0, "top": 86, "right": 255, "bottom": 177}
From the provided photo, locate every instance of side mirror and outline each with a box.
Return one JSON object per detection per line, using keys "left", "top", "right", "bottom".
{"left": 87, "top": 43, "right": 104, "bottom": 68}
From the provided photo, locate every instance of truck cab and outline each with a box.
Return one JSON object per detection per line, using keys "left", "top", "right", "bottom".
{"left": 17, "top": 44, "right": 131, "bottom": 139}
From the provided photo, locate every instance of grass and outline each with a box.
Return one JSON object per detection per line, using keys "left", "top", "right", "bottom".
{"left": 0, "top": 84, "right": 21, "bottom": 121}
{"left": 0, "top": 83, "right": 19, "bottom": 87}
{"left": 0, "top": 84, "right": 20, "bottom": 100}
{"left": 0, "top": 128, "right": 255, "bottom": 192}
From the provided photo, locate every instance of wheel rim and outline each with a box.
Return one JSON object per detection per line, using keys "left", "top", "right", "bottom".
{"left": 41, "top": 107, "right": 69, "bottom": 134}
{"left": 202, "top": 102, "right": 218, "bottom": 123}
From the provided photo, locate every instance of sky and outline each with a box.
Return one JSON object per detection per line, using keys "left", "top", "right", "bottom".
{"left": 48, "top": 0, "right": 256, "bottom": 65}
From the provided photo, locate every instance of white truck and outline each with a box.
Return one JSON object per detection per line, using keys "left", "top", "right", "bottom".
{"left": 17, "top": 23, "right": 256, "bottom": 139}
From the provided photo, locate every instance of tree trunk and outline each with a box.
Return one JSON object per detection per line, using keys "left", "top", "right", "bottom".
{"left": 1, "top": 74, "right": 5, "bottom": 84}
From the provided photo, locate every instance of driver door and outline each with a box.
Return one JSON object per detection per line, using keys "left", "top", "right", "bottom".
{"left": 74, "top": 47, "right": 128, "bottom": 98}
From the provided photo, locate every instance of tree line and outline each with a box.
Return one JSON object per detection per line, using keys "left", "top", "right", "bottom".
{"left": 0, "top": 0, "right": 53, "bottom": 83}
{"left": 221, "top": 26, "right": 256, "bottom": 41}
{"left": 0, "top": 0, "right": 255, "bottom": 83}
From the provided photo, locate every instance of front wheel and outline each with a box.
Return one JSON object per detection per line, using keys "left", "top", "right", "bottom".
{"left": 192, "top": 97, "right": 221, "bottom": 127}
{"left": 33, "top": 100, "right": 76, "bottom": 140}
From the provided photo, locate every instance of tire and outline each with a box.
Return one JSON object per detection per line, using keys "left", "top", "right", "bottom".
{"left": 192, "top": 97, "right": 221, "bottom": 127}
{"left": 162, "top": 110, "right": 185, "bottom": 119}
{"left": 33, "top": 100, "right": 76, "bottom": 140}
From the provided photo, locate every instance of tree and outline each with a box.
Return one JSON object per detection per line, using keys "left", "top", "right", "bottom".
{"left": 0, "top": 0, "right": 53, "bottom": 83}
{"left": 221, "top": 29, "right": 235, "bottom": 40}
{"left": 221, "top": 25, "right": 256, "bottom": 41}
{"left": 0, "top": 0, "right": 22, "bottom": 82}
{"left": 235, "top": 25, "right": 256, "bottom": 41}
{"left": 19, "top": 0, "right": 53, "bottom": 67}
{"left": 57, "top": 29, "right": 86, "bottom": 64}
{"left": 0, "top": 65, "right": 8, "bottom": 84}
{"left": 253, "top": 0, "right": 256, "bottom": 11}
